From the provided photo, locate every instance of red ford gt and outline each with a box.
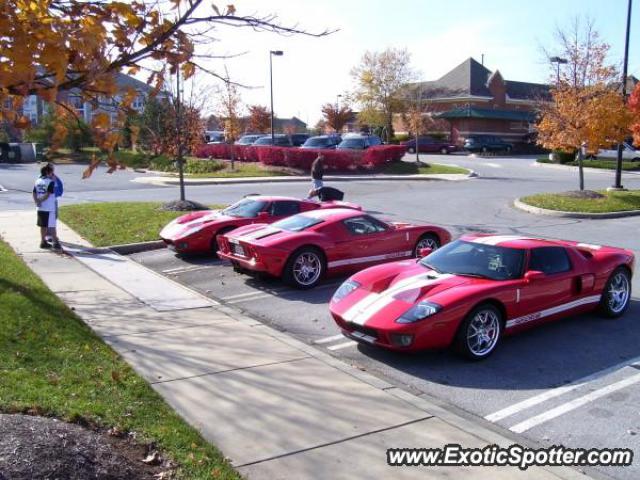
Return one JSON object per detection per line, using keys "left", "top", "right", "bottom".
{"left": 159, "top": 195, "right": 361, "bottom": 255}
{"left": 217, "top": 208, "right": 451, "bottom": 289}
{"left": 330, "top": 235, "right": 634, "bottom": 360}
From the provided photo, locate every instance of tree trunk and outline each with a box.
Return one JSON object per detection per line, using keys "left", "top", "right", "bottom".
{"left": 576, "top": 148, "right": 584, "bottom": 191}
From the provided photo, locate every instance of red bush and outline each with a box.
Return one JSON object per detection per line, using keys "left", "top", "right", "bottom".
{"left": 194, "top": 144, "right": 406, "bottom": 170}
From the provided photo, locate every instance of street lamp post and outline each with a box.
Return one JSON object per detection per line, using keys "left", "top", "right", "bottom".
{"left": 336, "top": 94, "right": 342, "bottom": 110}
{"left": 612, "top": 0, "right": 633, "bottom": 191}
{"left": 269, "top": 50, "right": 283, "bottom": 145}
{"left": 549, "top": 56, "right": 568, "bottom": 84}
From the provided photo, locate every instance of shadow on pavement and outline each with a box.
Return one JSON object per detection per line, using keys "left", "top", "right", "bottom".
{"left": 354, "top": 300, "right": 640, "bottom": 391}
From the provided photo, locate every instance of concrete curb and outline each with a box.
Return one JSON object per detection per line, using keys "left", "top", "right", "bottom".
{"left": 131, "top": 171, "right": 477, "bottom": 187}
{"left": 109, "top": 240, "right": 166, "bottom": 255}
{"left": 514, "top": 198, "right": 640, "bottom": 219}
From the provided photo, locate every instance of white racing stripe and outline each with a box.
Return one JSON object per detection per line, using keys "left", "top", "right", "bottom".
{"left": 343, "top": 272, "right": 453, "bottom": 326}
{"left": 485, "top": 354, "right": 640, "bottom": 423}
{"left": 506, "top": 295, "right": 601, "bottom": 329}
{"left": 328, "top": 250, "right": 413, "bottom": 268}
{"left": 510, "top": 371, "right": 640, "bottom": 433}
{"left": 313, "top": 334, "right": 345, "bottom": 344}
{"left": 327, "top": 341, "right": 358, "bottom": 351}
{"left": 472, "top": 235, "right": 527, "bottom": 246}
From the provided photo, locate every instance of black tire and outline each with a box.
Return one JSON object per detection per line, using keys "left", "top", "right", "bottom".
{"left": 454, "top": 303, "right": 503, "bottom": 361}
{"left": 413, "top": 233, "right": 440, "bottom": 257}
{"left": 283, "top": 247, "right": 325, "bottom": 289}
{"left": 598, "top": 267, "right": 631, "bottom": 318}
{"left": 440, "top": 147, "right": 448, "bottom": 155}
{"left": 407, "top": 146, "right": 416, "bottom": 154}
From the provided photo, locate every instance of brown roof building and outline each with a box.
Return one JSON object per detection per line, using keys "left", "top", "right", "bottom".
{"left": 396, "top": 57, "right": 551, "bottom": 145}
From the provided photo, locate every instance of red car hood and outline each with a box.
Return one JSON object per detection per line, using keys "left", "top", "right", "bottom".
{"left": 339, "top": 263, "right": 473, "bottom": 327}
{"left": 160, "top": 210, "right": 231, "bottom": 239}
{"left": 226, "top": 223, "right": 290, "bottom": 245}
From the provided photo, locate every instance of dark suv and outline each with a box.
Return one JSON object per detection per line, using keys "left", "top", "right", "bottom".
{"left": 253, "top": 135, "right": 293, "bottom": 147}
{"left": 463, "top": 135, "right": 512, "bottom": 153}
{"left": 337, "top": 134, "right": 382, "bottom": 150}
{"left": 301, "top": 135, "right": 342, "bottom": 149}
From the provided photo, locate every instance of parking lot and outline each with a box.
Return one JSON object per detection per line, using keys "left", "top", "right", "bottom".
{"left": 130, "top": 157, "right": 640, "bottom": 480}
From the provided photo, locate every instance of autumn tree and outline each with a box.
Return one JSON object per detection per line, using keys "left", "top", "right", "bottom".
{"left": 1, "top": 1, "right": 332, "bottom": 176}
{"left": 630, "top": 83, "right": 640, "bottom": 146}
{"left": 321, "top": 104, "right": 352, "bottom": 133}
{"left": 537, "top": 20, "right": 631, "bottom": 190}
{"left": 350, "top": 48, "right": 415, "bottom": 142}
{"left": 215, "top": 68, "right": 242, "bottom": 168}
{"left": 247, "top": 105, "right": 271, "bottom": 133}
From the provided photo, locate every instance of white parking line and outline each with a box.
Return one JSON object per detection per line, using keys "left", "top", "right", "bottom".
{"left": 481, "top": 162, "right": 501, "bottom": 168}
{"left": 222, "top": 289, "right": 287, "bottom": 301}
{"left": 484, "top": 354, "right": 640, "bottom": 423}
{"left": 225, "top": 282, "right": 341, "bottom": 305}
{"left": 327, "top": 341, "right": 357, "bottom": 351}
{"left": 165, "top": 265, "right": 214, "bottom": 275}
{"left": 0, "top": 184, "right": 6, "bottom": 192}
{"left": 510, "top": 371, "right": 640, "bottom": 433}
{"left": 313, "top": 334, "right": 345, "bottom": 344}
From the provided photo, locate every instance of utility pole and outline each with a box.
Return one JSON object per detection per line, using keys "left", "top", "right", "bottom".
{"left": 176, "top": 67, "right": 185, "bottom": 201}
{"left": 612, "top": 0, "right": 633, "bottom": 191}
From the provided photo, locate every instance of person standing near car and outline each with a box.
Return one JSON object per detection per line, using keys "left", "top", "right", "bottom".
{"left": 32, "top": 164, "right": 61, "bottom": 250}
{"left": 308, "top": 154, "right": 324, "bottom": 199}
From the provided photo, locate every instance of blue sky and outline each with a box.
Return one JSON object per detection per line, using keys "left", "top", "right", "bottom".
{"left": 192, "top": 0, "right": 639, "bottom": 126}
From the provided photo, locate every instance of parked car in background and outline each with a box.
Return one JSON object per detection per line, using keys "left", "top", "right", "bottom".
{"left": 160, "top": 195, "right": 361, "bottom": 255}
{"left": 337, "top": 134, "right": 383, "bottom": 150}
{"left": 301, "top": 135, "right": 342, "bottom": 149}
{"left": 218, "top": 208, "right": 451, "bottom": 289}
{"left": 253, "top": 135, "right": 293, "bottom": 147}
{"left": 289, "top": 133, "right": 311, "bottom": 147}
{"left": 595, "top": 142, "right": 640, "bottom": 161}
{"left": 463, "top": 135, "right": 512, "bottom": 153}
{"left": 330, "top": 234, "right": 634, "bottom": 359}
{"left": 402, "top": 136, "right": 457, "bottom": 154}
{"left": 236, "top": 134, "right": 264, "bottom": 145}
{"left": 205, "top": 131, "right": 225, "bottom": 144}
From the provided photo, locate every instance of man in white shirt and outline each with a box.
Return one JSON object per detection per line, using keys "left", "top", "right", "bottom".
{"left": 32, "top": 164, "right": 61, "bottom": 250}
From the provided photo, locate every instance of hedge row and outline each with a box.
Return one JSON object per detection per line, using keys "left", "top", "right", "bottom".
{"left": 194, "top": 144, "right": 406, "bottom": 170}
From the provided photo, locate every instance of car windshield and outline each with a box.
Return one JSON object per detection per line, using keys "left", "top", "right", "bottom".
{"left": 253, "top": 137, "right": 272, "bottom": 145}
{"left": 272, "top": 214, "right": 324, "bottom": 232}
{"left": 222, "top": 198, "right": 267, "bottom": 218}
{"left": 339, "top": 139, "right": 365, "bottom": 148}
{"left": 420, "top": 240, "right": 525, "bottom": 281}
{"left": 237, "top": 136, "right": 259, "bottom": 145}
{"left": 304, "top": 138, "right": 329, "bottom": 147}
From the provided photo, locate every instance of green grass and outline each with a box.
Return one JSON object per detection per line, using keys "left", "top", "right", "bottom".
{"left": 59, "top": 202, "right": 224, "bottom": 247}
{"left": 536, "top": 158, "right": 640, "bottom": 171}
{"left": 381, "top": 161, "right": 469, "bottom": 175}
{"left": 0, "top": 240, "right": 239, "bottom": 479}
{"left": 521, "top": 190, "right": 640, "bottom": 213}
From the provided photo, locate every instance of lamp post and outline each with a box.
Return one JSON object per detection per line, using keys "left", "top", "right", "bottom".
{"left": 612, "top": 0, "right": 633, "bottom": 191}
{"left": 269, "top": 50, "right": 283, "bottom": 145}
{"left": 336, "top": 94, "right": 342, "bottom": 110}
{"left": 549, "top": 56, "right": 568, "bottom": 84}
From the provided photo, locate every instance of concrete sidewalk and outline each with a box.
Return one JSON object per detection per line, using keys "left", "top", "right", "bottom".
{"left": 0, "top": 211, "right": 592, "bottom": 480}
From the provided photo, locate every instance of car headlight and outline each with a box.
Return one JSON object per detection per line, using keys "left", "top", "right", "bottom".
{"left": 396, "top": 301, "right": 442, "bottom": 324}
{"left": 332, "top": 280, "right": 360, "bottom": 303}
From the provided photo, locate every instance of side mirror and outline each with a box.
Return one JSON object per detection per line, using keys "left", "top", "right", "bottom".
{"left": 257, "top": 211, "right": 269, "bottom": 220}
{"left": 418, "top": 247, "right": 433, "bottom": 258}
{"left": 524, "top": 270, "right": 545, "bottom": 283}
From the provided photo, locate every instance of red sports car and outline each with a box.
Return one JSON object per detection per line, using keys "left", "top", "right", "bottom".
{"left": 330, "top": 235, "right": 634, "bottom": 360}
{"left": 217, "top": 208, "right": 451, "bottom": 289}
{"left": 160, "top": 195, "right": 361, "bottom": 255}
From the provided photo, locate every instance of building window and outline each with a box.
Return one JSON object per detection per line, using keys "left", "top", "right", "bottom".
{"left": 132, "top": 95, "right": 144, "bottom": 110}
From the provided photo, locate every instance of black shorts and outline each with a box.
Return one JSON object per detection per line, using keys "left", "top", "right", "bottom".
{"left": 37, "top": 210, "right": 56, "bottom": 228}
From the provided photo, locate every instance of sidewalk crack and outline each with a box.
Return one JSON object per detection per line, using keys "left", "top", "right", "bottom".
{"left": 150, "top": 356, "right": 310, "bottom": 384}
{"left": 235, "top": 416, "right": 434, "bottom": 468}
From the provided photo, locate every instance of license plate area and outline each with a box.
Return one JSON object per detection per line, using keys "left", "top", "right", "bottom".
{"left": 232, "top": 243, "right": 245, "bottom": 257}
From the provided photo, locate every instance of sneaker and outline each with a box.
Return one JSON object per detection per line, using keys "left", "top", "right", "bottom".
{"left": 40, "top": 241, "right": 51, "bottom": 249}
{"left": 52, "top": 242, "right": 62, "bottom": 250}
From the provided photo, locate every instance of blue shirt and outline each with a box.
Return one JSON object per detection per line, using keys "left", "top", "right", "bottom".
{"left": 53, "top": 176, "right": 63, "bottom": 197}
